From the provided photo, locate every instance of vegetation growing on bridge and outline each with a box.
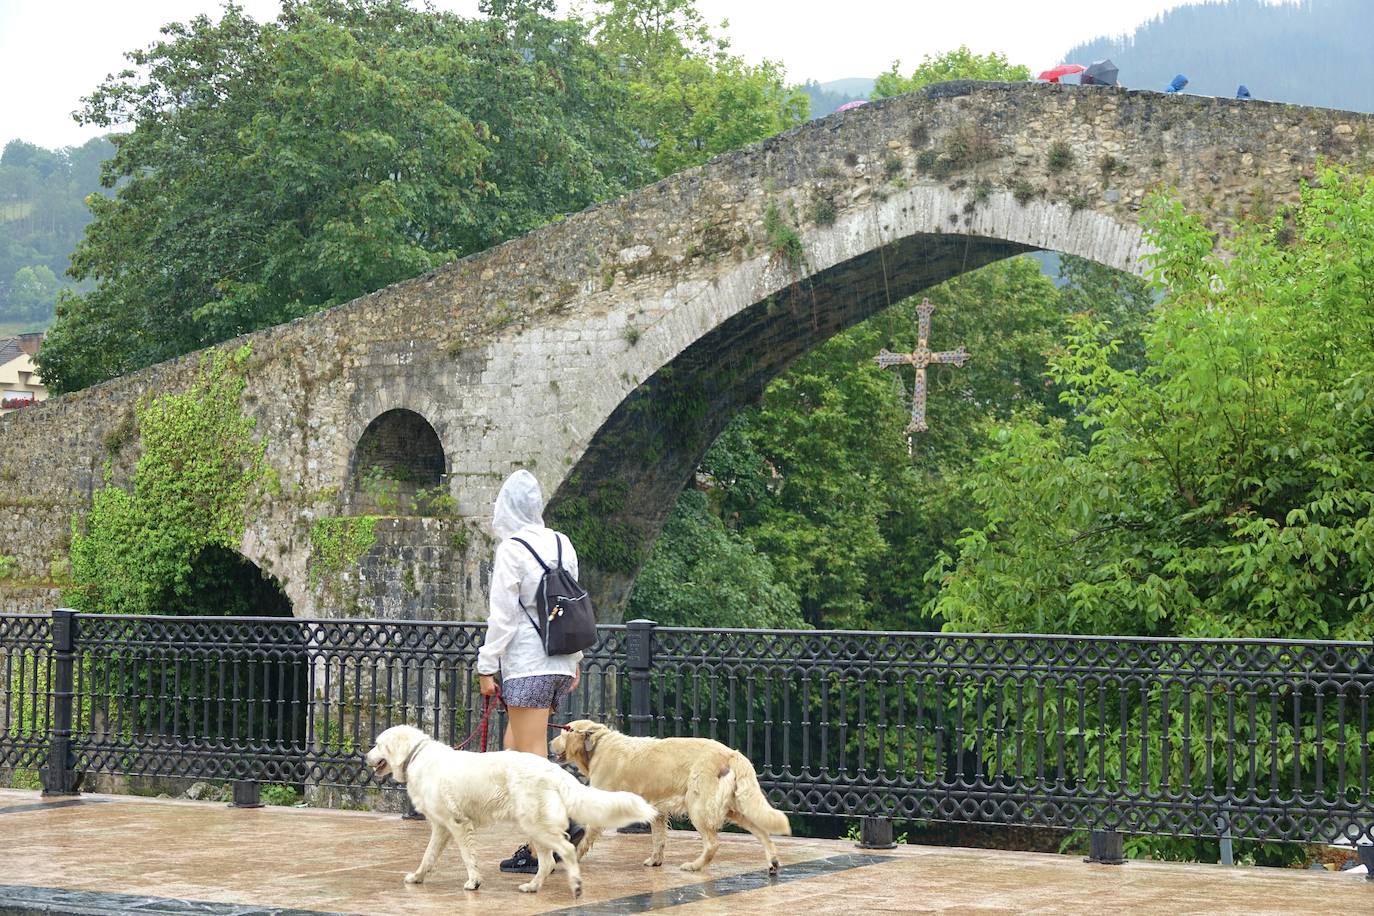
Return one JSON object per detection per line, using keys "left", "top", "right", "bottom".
{"left": 871, "top": 46, "right": 1030, "bottom": 98}
{"left": 763, "top": 200, "right": 806, "bottom": 270}
{"left": 308, "top": 516, "right": 380, "bottom": 588}
{"left": 547, "top": 477, "right": 643, "bottom": 575}
{"left": 66, "top": 345, "right": 273, "bottom": 616}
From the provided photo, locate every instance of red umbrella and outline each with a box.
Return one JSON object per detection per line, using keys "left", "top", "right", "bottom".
{"left": 1038, "top": 64, "right": 1085, "bottom": 83}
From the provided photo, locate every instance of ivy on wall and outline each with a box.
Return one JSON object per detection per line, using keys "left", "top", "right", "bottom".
{"left": 308, "top": 516, "right": 380, "bottom": 587}
{"left": 66, "top": 345, "right": 272, "bottom": 615}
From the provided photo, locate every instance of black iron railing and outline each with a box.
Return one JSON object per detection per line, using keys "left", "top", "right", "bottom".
{"left": 3, "top": 610, "right": 1372, "bottom": 849}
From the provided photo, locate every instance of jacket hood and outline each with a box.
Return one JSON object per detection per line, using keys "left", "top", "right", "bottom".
{"left": 492, "top": 469, "right": 545, "bottom": 539}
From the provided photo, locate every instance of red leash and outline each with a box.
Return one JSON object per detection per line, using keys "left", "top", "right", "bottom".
{"left": 452, "top": 687, "right": 575, "bottom": 753}
{"left": 454, "top": 689, "right": 504, "bottom": 752}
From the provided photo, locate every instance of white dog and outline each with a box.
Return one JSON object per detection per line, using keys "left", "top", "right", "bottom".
{"left": 552, "top": 720, "right": 792, "bottom": 874}
{"left": 366, "top": 724, "right": 656, "bottom": 897}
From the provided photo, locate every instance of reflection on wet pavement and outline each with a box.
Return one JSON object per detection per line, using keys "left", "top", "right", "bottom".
{"left": 1, "top": 789, "right": 1368, "bottom": 914}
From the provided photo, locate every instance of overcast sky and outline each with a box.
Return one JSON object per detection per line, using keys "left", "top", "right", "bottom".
{"left": 0, "top": 0, "right": 1294, "bottom": 151}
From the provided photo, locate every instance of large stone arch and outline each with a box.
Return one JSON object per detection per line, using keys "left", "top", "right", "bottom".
{"left": 2, "top": 82, "right": 1370, "bottom": 618}
{"left": 553, "top": 196, "right": 1144, "bottom": 606}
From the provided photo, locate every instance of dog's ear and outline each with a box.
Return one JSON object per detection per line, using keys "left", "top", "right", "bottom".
{"left": 576, "top": 725, "right": 604, "bottom": 756}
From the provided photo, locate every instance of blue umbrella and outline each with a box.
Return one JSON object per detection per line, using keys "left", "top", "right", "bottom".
{"left": 1236, "top": 85, "right": 1252, "bottom": 100}
{"left": 1166, "top": 74, "right": 1189, "bottom": 93}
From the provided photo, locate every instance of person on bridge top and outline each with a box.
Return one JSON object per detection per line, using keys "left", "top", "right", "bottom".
{"left": 1166, "top": 74, "right": 1189, "bottom": 93}
{"left": 476, "top": 468, "right": 586, "bottom": 874}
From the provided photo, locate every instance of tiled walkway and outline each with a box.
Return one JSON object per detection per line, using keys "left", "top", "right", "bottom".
{"left": 1, "top": 789, "right": 1369, "bottom": 914}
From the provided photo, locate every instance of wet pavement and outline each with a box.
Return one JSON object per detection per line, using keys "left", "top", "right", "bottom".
{"left": 1, "top": 788, "right": 1370, "bottom": 914}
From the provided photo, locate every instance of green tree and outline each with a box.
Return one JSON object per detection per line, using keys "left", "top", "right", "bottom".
{"left": 931, "top": 166, "right": 1374, "bottom": 642}
{"left": 686, "top": 258, "right": 1110, "bottom": 630}
{"left": 38, "top": 0, "right": 648, "bottom": 394}
{"left": 872, "top": 45, "right": 1030, "bottom": 99}
{"left": 0, "top": 137, "right": 113, "bottom": 327}
{"left": 625, "top": 489, "right": 803, "bottom": 628}
{"left": 588, "top": 0, "right": 809, "bottom": 177}
{"left": 9, "top": 265, "right": 60, "bottom": 320}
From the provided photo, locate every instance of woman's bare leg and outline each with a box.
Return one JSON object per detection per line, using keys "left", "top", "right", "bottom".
{"left": 506, "top": 704, "right": 552, "bottom": 756}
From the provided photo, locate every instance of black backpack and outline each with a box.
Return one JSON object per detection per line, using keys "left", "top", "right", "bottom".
{"left": 510, "top": 534, "right": 598, "bottom": 656}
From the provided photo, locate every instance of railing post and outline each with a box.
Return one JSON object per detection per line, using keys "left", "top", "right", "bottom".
{"left": 1085, "top": 829, "right": 1125, "bottom": 865}
{"left": 229, "top": 780, "right": 262, "bottom": 809}
{"left": 617, "top": 619, "right": 656, "bottom": 835}
{"left": 856, "top": 815, "right": 897, "bottom": 849}
{"left": 40, "top": 608, "right": 80, "bottom": 797}
{"left": 625, "top": 619, "right": 656, "bottom": 738}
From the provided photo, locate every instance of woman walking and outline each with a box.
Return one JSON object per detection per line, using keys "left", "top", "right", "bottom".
{"left": 475, "top": 469, "right": 585, "bottom": 873}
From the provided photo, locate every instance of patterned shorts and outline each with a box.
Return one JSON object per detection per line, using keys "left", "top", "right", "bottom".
{"left": 502, "top": 674, "right": 574, "bottom": 711}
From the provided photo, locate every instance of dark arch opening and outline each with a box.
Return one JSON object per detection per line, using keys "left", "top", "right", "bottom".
{"left": 150, "top": 548, "right": 307, "bottom": 762}
{"left": 167, "top": 546, "right": 294, "bottom": 618}
{"left": 347, "top": 408, "right": 446, "bottom": 514}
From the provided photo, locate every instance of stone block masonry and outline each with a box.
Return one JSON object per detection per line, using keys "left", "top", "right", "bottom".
{"left": 2, "top": 82, "right": 1370, "bottom": 618}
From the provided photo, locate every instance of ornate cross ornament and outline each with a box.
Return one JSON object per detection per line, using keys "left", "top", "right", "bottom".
{"left": 874, "top": 298, "right": 970, "bottom": 433}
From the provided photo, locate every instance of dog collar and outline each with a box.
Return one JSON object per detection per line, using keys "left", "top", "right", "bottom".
{"left": 399, "top": 737, "right": 431, "bottom": 779}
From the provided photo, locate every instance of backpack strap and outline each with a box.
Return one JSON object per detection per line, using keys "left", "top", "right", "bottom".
{"left": 509, "top": 537, "right": 549, "bottom": 641}
{"left": 508, "top": 538, "right": 566, "bottom": 645}
{"left": 510, "top": 537, "right": 549, "bottom": 571}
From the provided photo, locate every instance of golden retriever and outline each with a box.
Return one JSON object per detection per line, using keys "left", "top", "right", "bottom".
{"left": 365, "top": 724, "right": 656, "bottom": 897}
{"left": 551, "top": 720, "right": 791, "bottom": 874}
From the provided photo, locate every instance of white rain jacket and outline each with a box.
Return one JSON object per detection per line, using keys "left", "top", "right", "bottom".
{"left": 475, "top": 470, "right": 583, "bottom": 680}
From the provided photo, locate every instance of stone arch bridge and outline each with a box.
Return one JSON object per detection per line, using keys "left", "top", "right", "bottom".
{"left": 3, "top": 82, "right": 1370, "bottom": 619}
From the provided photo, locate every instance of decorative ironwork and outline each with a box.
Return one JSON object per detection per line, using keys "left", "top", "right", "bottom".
{"left": 874, "top": 298, "right": 969, "bottom": 434}
{"left": 0, "top": 614, "right": 51, "bottom": 775}
{"left": 3, "top": 612, "right": 1372, "bottom": 847}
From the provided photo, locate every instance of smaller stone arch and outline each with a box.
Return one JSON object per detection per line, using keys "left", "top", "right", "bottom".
{"left": 347, "top": 408, "right": 447, "bottom": 514}
{"left": 179, "top": 546, "right": 294, "bottom": 618}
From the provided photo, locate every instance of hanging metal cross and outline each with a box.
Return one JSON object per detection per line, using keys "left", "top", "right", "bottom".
{"left": 874, "top": 298, "right": 970, "bottom": 434}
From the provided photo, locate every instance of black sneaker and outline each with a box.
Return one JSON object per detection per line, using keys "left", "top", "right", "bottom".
{"left": 499, "top": 844, "right": 539, "bottom": 874}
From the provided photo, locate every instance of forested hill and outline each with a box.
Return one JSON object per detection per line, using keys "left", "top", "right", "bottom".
{"left": 802, "top": 78, "right": 875, "bottom": 117}
{"left": 1064, "top": 0, "right": 1373, "bottom": 111}
{"left": 0, "top": 137, "right": 115, "bottom": 329}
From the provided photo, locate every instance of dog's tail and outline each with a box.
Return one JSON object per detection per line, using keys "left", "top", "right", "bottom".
{"left": 728, "top": 753, "right": 791, "bottom": 836}
{"left": 561, "top": 780, "right": 657, "bottom": 830}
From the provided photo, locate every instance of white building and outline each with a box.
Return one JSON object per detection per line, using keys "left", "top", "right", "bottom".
{"left": 0, "top": 334, "right": 47, "bottom": 414}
